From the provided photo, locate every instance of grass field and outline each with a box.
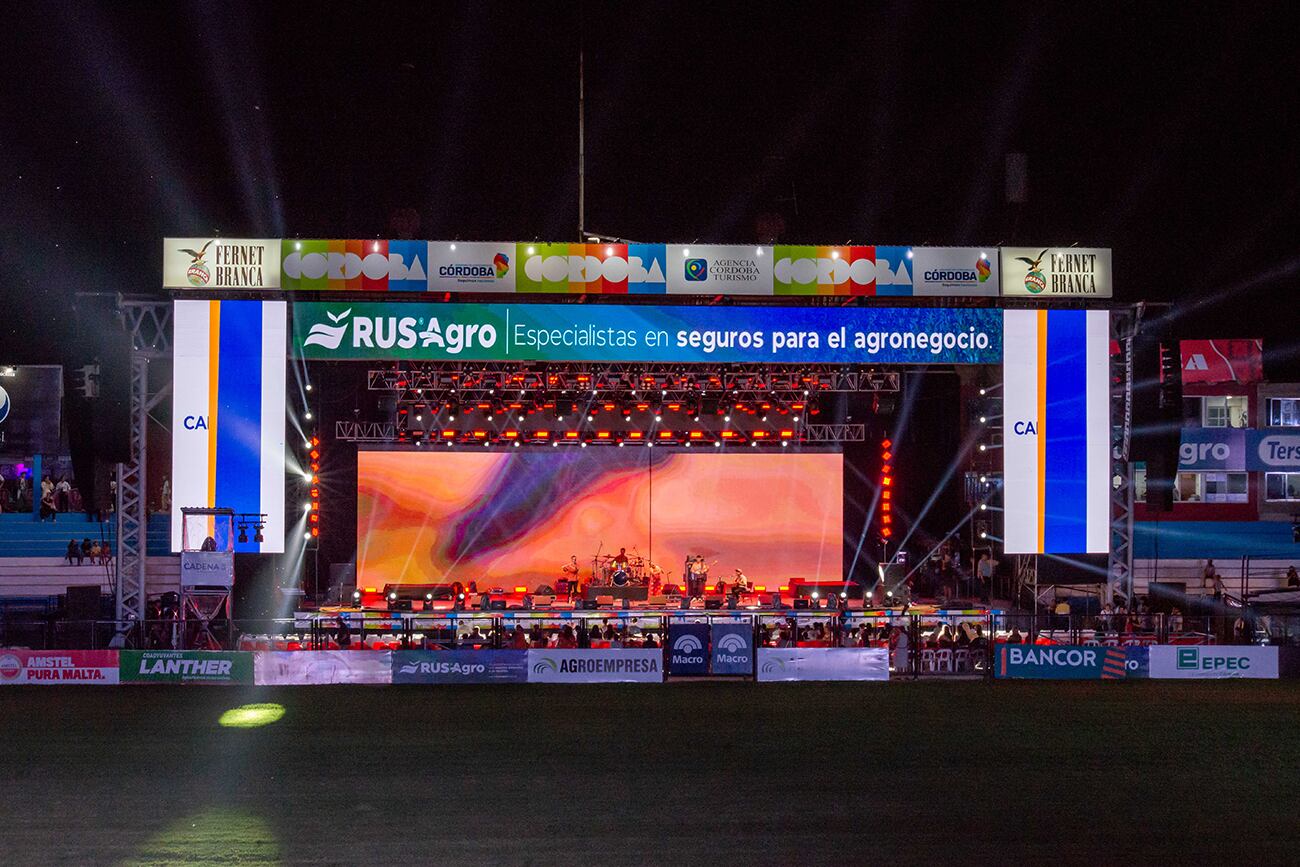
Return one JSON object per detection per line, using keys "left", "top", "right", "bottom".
{"left": 2, "top": 681, "right": 1299, "bottom": 865}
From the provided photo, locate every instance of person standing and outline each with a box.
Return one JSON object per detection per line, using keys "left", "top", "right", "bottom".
{"left": 55, "top": 477, "right": 71, "bottom": 513}
{"left": 1205, "top": 559, "right": 1225, "bottom": 601}
{"left": 977, "top": 552, "right": 997, "bottom": 603}
{"left": 160, "top": 475, "right": 171, "bottom": 513}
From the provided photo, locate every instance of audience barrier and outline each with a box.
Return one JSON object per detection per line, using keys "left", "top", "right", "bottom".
{"left": 1148, "top": 645, "right": 1279, "bottom": 679}
{"left": 526, "top": 649, "right": 663, "bottom": 683}
{"left": 393, "top": 650, "right": 528, "bottom": 684}
{"left": 0, "top": 649, "right": 119, "bottom": 684}
{"left": 253, "top": 650, "right": 393, "bottom": 685}
{"left": 757, "top": 648, "right": 889, "bottom": 682}
{"left": 994, "top": 644, "right": 1149, "bottom": 680}
{"left": 120, "top": 650, "right": 253, "bottom": 684}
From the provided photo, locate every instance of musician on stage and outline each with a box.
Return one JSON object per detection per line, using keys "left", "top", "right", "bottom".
{"left": 612, "top": 547, "right": 630, "bottom": 571}
{"left": 732, "top": 568, "right": 751, "bottom": 594}
{"left": 560, "top": 554, "right": 581, "bottom": 596}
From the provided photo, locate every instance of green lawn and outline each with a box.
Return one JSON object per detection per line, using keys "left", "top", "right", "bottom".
{"left": 1, "top": 682, "right": 1298, "bottom": 865}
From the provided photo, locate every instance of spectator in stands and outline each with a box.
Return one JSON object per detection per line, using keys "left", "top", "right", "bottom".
{"left": 642, "top": 632, "right": 659, "bottom": 648}
{"left": 510, "top": 625, "right": 528, "bottom": 649}
{"left": 1098, "top": 602, "right": 1114, "bottom": 634}
{"left": 88, "top": 541, "right": 103, "bottom": 564}
{"left": 970, "top": 625, "right": 988, "bottom": 650}
{"left": 465, "top": 626, "right": 486, "bottom": 645}
{"left": 81, "top": 538, "right": 93, "bottom": 562}
{"left": 603, "top": 622, "right": 616, "bottom": 642}
{"left": 1139, "top": 598, "right": 1154, "bottom": 631}
{"left": 1007, "top": 627, "right": 1024, "bottom": 644}
{"left": 334, "top": 616, "right": 351, "bottom": 649}
{"left": 65, "top": 539, "right": 83, "bottom": 566}
{"left": 556, "top": 625, "right": 577, "bottom": 648}
{"left": 1168, "top": 607, "right": 1184, "bottom": 634}
{"left": 528, "top": 623, "right": 546, "bottom": 648}
{"left": 39, "top": 485, "right": 57, "bottom": 521}
{"left": 55, "top": 477, "right": 71, "bottom": 512}
{"left": 576, "top": 621, "right": 591, "bottom": 648}
{"left": 1204, "top": 560, "right": 1223, "bottom": 600}
{"left": 1286, "top": 566, "right": 1299, "bottom": 588}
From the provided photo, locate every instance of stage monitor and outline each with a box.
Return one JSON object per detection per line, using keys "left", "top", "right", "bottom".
{"left": 357, "top": 450, "right": 843, "bottom": 590}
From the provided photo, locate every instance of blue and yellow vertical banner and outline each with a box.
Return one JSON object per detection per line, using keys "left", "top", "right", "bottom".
{"left": 171, "top": 300, "right": 287, "bottom": 553}
{"left": 1001, "top": 309, "right": 1110, "bottom": 554}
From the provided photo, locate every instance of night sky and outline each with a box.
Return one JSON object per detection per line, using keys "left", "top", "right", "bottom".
{"left": 3, "top": 1, "right": 1297, "bottom": 370}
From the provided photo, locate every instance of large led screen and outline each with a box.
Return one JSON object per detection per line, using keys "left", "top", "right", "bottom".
{"left": 357, "top": 450, "right": 843, "bottom": 589}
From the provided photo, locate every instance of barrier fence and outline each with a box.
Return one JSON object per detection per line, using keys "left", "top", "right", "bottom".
{"left": 3, "top": 611, "right": 1299, "bottom": 684}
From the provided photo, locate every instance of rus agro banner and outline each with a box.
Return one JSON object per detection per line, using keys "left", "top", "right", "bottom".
{"left": 0, "top": 650, "right": 119, "bottom": 685}
{"left": 120, "top": 651, "right": 252, "bottom": 684}
{"left": 1149, "top": 646, "right": 1279, "bottom": 679}
{"left": 710, "top": 623, "right": 754, "bottom": 675}
{"left": 994, "top": 644, "right": 1148, "bottom": 680}
{"left": 392, "top": 650, "right": 528, "bottom": 684}
{"left": 294, "top": 301, "right": 1001, "bottom": 366}
{"left": 757, "top": 648, "right": 890, "bottom": 682}
{"left": 527, "top": 649, "right": 663, "bottom": 683}
{"left": 254, "top": 651, "right": 393, "bottom": 685}
{"left": 667, "top": 623, "right": 710, "bottom": 676}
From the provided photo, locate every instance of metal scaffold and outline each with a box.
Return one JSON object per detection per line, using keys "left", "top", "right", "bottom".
{"left": 115, "top": 299, "right": 172, "bottom": 624}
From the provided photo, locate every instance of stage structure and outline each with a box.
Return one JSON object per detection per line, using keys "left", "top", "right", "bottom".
{"left": 125, "top": 237, "right": 1127, "bottom": 618}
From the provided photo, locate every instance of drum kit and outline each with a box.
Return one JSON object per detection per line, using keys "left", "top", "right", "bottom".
{"left": 590, "top": 550, "right": 664, "bottom": 587}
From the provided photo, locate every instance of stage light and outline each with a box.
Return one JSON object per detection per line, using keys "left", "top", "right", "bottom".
{"left": 449, "top": 415, "right": 456, "bottom": 421}
{"left": 979, "top": 444, "right": 987, "bottom": 452}
{"left": 980, "top": 475, "right": 987, "bottom": 483}
{"left": 655, "top": 414, "right": 662, "bottom": 422}
{"left": 812, "top": 591, "right": 820, "bottom": 599}
{"left": 389, "top": 592, "right": 397, "bottom": 602}
{"left": 782, "top": 441, "right": 788, "bottom": 447}
{"left": 303, "top": 502, "right": 311, "bottom": 511}
{"left": 761, "top": 415, "right": 768, "bottom": 421}
{"left": 980, "top": 503, "right": 987, "bottom": 510}
{"left": 840, "top": 592, "right": 847, "bottom": 599}
{"left": 980, "top": 531, "right": 988, "bottom": 539}
{"left": 304, "top": 411, "right": 312, "bottom": 420}
{"left": 724, "top": 414, "right": 731, "bottom": 422}
{"left": 415, "top": 414, "right": 422, "bottom": 422}
{"left": 750, "top": 442, "right": 757, "bottom": 447}
{"left": 305, "top": 383, "right": 313, "bottom": 392}
{"left": 714, "top": 441, "right": 721, "bottom": 447}
{"left": 253, "top": 525, "right": 264, "bottom": 543}
{"left": 303, "top": 532, "right": 311, "bottom": 540}
{"left": 588, "top": 414, "right": 595, "bottom": 420}
{"left": 425, "top": 593, "right": 434, "bottom": 601}
{"left": 237, "top": 525, "right": 248, "bottom": 544}
{"left": 979, "top": 388, "right": 987, "bottom": 396}
{"left": 513, "top": 441, "right": 520, "bottom": 448}
{"left": 979, "top": 416, "right": 986, "bottom": 423}
{"left": 352, "top": 590, "right": 361, "bottom": 603}
{"left": 693, "top": 414, "right": 700, "bottom": 422}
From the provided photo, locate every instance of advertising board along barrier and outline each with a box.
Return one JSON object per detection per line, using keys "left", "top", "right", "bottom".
{"left": 710, "top": 622, "right": 754, "bottom": 675}
{"left": 391, "top": 650, "right": 528, "bottom": 684}
{"left": 756, "top": 648, "right": 889, "bottom": 682}
{"left": 667, "top": 623, "right": 710, "bottom": 676}
{"left": 119, "top": 650, "right": 253, "bottom": 684}
{"left": 994, "top": 644, "right": 1148, "bottom": 680}
{"left": 254, "top": 651, "right": 393, "bottom": 685}
{"left": 0, "top": 650, "right": 119, "bottom": 685}
{"left": 526, "top": 649, "right": 663, "bottom": 683}
{"left": 1149, "top": 646, "right": 1279, "bottom": 679}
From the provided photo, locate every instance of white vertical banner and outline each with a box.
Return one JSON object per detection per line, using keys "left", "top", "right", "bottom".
{"left": 1001, "top": 310, "right": 1042, "bottom": 554}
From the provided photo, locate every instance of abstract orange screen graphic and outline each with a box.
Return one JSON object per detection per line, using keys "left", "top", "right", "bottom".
{"left": 357, "top": 450, "right": 843, "bottom": 589}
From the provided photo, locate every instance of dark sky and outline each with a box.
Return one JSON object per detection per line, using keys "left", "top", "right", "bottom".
{"left": 3, "top": 1, "right": 1298, "bottom": 369}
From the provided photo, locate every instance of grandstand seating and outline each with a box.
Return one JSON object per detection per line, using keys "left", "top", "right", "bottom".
{"left": 0, "top": 512, "right": 171, "bottom": 557}
{"left": 0, "top": 513, "right": 177, "bottom": 598}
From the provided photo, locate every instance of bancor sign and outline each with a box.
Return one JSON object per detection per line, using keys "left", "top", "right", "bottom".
{"left": 995, "top": 644, "right": 1147, "bottom": 680}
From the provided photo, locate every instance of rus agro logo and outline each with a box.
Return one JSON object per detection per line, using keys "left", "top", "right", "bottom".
{"left": 303, "top": 308, "right": 499, "bottom": 354}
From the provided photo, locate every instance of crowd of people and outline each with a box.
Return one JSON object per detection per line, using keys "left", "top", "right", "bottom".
{"left": 0, "top": 471, "right": 82, "bottom": 518}
{"left": 64, "top": 537, "right": 112, "bottom": 566}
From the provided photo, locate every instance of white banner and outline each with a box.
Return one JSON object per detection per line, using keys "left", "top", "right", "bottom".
{"left": 1149, "top": 646, "right": 1278, "bottom": 679}
{"left": 911, "top": 247, "right": 999, "bottom": 296}
{"left": 253, "top": 651, "right": 393, "bottom": 685}
{"left": 1000, "top": 247, "right": 1112, "bottom": 298}
{"left": 164, "top": 238, "right": 281, "bottom": 290}
{"left": 757, "top": 648, "right": 890, "bottom": 682}
{"left": 526, "top": 649, "right": 663, "bottom": 683}
{"left": 427, "top": 242, "right": 516, "bottom": 292}
{"left": 665, "top": 245, "right": 773, "bottom": 294}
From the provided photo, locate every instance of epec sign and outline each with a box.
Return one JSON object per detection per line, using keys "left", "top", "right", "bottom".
{"left": 1149, "top": 645, "right": 1278, "bottom": 679}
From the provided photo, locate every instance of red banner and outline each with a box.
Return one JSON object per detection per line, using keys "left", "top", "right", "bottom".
{"left": 0, "top": 650, "right": 120, "bottom": 684}
{"left": 1180, "top": 339, "right": 1263, "bottom": 384}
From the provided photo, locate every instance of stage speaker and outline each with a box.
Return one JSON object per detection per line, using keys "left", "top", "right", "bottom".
{"left": 65, "top": 585, "right": 101, "bottom": 621}
{"left": 793, "top": 597, "right": 810, "bottom": 609}
{"left": 704, "top": 599, "right": 722, "bottom": 610}
{"left": 488, "top": 598, "right": 506, "bottom": 611}
{"left": 580, "top": 599, "right": 599, "bottom": 610}
{"left": 770, "top": 593, "right": 782, "bottom": 608}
